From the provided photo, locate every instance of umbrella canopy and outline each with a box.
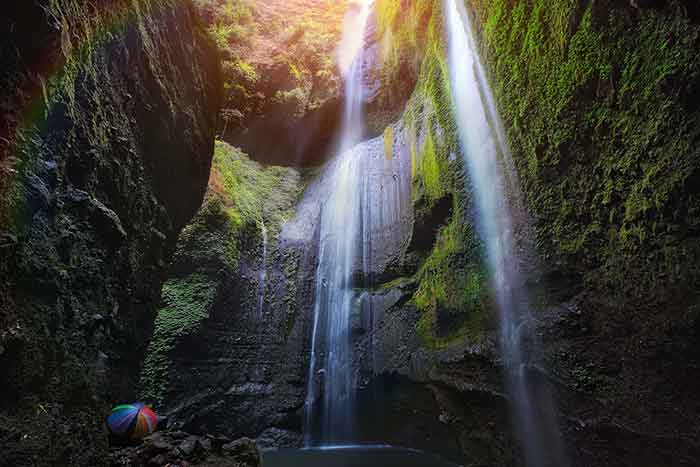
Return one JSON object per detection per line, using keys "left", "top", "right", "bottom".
{"left": 106, "top": 403, "right": 158, "bottom": 440}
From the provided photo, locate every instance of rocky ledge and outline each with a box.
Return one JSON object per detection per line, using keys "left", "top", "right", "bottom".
{"left": 110, "top": 432, "right": 261, "bottom": 467}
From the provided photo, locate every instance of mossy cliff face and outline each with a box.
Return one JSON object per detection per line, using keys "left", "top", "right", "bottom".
{"left": 465, "top": 0, "right": 700, "bottom": 464}
{"left": 372, "top": 0, "right": 495, "bottom": 351}
{"left": 468, "top": 0, "right": 700, "bottom": 303}
{"left": 0, "top": 1, "right": 221, "bottom": 465}
{"left": 355, "top": 0, "right": 700, "bottom": 464}
{"left": 140, "top": 142, "right": 312, "bottom": 445}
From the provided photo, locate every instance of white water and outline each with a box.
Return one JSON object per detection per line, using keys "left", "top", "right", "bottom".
{"left": 445, "top": 0, "right": 567, "bottom": 465}
{"left": 257, "top": 221, "right": 268, "bottom": 319}
{"left": 303, "top": 0, "right": 374, "bottom": 446}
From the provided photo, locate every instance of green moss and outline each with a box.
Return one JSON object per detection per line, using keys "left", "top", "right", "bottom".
{"left": 418, "top": 128, "right": 446, "bottom": 203}
{"left": 414, "top": 220, "right": 489, "bottom": 349}
{"left": 384, "top": 125, "right": 395, "bottom": 160}
{"left": 139, "top": 142, "right": 300, "bottom": 404}
{"left": 375, "top": 0, "right": 444, "bottom": 107}
{"left": 376, "top": 0, "right": 493, "bottom": 349}
{"left": 140, "top": 274, "right": 218, "bottom": 405}
{"left": 469, "top": 0, "right": 700, "bottom": 301}
{"left": 195, "top": 0, "right": 344, "bottom": 133}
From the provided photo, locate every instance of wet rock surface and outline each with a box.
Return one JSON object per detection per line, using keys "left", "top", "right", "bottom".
{"left": 110, "top": 432, "right": 261, "bottom": 467}
{"left": 2, "top": 1, "right": 698, "bottom": 466}
{"left": 140, "top": 145, "right": 313, "bottom": 444}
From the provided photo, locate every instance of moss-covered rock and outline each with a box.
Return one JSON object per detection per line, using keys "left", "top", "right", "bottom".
{"left": 0, "top": 1, "right": 221, "bottom": 465}
{"left": 465, "top": 0, "right": 700, "bottom": 463}
{"left": 373, "top": 0, "right": 493, "bottom": 349}
{"left": 469, "top": 0, "right": 700, "bottom": 303}
{"left": 139, "top": 142, "right": 311, "bottom": 439}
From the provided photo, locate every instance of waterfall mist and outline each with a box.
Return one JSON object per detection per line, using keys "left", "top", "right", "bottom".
{"left": 445, "top": 0, "right": 568, "bottom": 465}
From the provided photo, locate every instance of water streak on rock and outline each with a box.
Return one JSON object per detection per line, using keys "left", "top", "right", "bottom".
{"left": 445, "top": 0, "right": 568, "bottom": 465}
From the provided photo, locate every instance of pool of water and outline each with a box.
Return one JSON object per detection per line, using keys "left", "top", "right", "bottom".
{"left": 262, "top": 445, "right": 462, "bottom": 467}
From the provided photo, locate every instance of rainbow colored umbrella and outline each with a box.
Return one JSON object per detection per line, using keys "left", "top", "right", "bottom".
{"left": 106, "top": 403, "right": 158, "bottom": 440}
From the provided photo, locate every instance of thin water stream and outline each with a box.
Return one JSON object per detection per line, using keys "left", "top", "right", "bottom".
{"left": 257, "top": 220, "right": 268, "bottom": 319}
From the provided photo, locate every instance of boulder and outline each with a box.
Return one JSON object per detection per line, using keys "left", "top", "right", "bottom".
{"left": 221, "top": 438, "right": 261, "bottom": 466}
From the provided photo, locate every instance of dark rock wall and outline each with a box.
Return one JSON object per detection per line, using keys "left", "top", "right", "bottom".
{"left": 0, "top": 1, "right": 221, "bottom": 465}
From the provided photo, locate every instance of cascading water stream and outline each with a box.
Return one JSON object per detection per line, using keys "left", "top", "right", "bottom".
{"left": 257, "top": 220, "right": 268, "bottom": 319}
{"left": 303, "top": 0, "right": 374, "bottom": 447}
{"left": 444, "top": 0, "right": 567, "bottom": 465}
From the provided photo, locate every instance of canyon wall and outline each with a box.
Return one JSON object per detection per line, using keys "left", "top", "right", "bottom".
{"left": 0, "top": 1, "right": 221, "bottom": 465}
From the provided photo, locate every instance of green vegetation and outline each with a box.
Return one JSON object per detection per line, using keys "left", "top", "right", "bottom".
{"left": 193, "top": 0, "right": 345, "bottom": 134}
{"left": 140, "top": 274, "right": 218, "bottom": 405}
{"left": 414, "top": 222, "right": 489, "bottom": 347}
{"left": 417, "top": 129, "right": 446, "bottom": 203}
{"left": 469, "top": 0, "right": 700, "bottom": 303}
{"left": 375, "top": 0, "right": 491, "bottom": 348}
{"left": 140, "top": 142, "right": 300, "bottom": 404}
{"left": 376, "top": 0, "right": 439, "bottom": 85}
{"left": 383, "top": 125, "right": 394, "bottom": 160}
{"left": 373, "top": 0, "right": 447, "bottom": 121}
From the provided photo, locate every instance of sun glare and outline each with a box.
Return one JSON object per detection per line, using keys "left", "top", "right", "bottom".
{"left": 336, "top": 0, "right": 374, "bottom": 75}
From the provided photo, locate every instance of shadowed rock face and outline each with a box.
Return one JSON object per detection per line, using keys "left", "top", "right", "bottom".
{"left": 159, "top": 208, "right": 318, "bottom": 442}
{"left": 226, "top": 95, "right": 343, "bottom": 167}
{"left": 140, "top": 146, "right": 313, "bottom": 444}
{"left": 0, "top": 1, "right": 221, "bottom": 465}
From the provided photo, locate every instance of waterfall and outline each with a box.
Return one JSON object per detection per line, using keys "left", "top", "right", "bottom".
{"left": 303, "top": 0, "right": 374, "bottom": 446}
{"left": 444, "top": 0, "right": 568, "bottom": 465}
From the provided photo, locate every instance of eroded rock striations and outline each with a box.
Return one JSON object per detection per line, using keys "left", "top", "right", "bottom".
{"left": 140, "top": 142, "right": 313, "bottom": 445}
{"left": 0, "top": 1, "right": 221, "bottom": 465}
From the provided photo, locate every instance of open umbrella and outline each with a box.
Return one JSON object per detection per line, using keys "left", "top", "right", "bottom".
{"left": 106, "top": 403, "right": 158, "bottom": 440}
